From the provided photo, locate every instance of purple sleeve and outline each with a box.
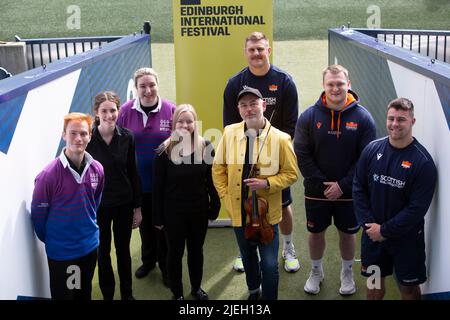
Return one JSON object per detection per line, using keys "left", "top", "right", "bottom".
{"left": 31, "top": 174, "right": 51, "bottom": 242}
{"left": 117, "top": 100, "right": 133, "bottom": 127}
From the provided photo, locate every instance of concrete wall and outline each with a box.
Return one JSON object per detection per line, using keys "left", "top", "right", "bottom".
{"left": 0, "top": 42, "right": 27, "bottom": 75}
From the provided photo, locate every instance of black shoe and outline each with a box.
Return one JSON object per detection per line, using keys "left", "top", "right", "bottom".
{"left": 162, "top": 274, "right": 170, "bottom": 288}
{"left": 172, "top": 295, "right": 184, "bottom": 300}
{"left": 191, "top": 288, "right": 209, "bottom": 301}
{"left": 121, "top": 294, "right": 136, "bottom": 300}
{"left": 135, "top": 264, "right": 154, "bottom": 279}
{"left": 102, "top": 293, "right": 114, "bottom": 300}
{"left": 247, "top": 290, "right": 261, "bottom": 300}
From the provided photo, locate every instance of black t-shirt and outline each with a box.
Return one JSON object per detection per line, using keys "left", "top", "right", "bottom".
{"left": 140, "top": 103, "right": 158, "bottom": 115}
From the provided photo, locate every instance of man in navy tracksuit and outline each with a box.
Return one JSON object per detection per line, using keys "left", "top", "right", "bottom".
{"left": 353, "top": 98, "right": 437, "bottom": 300}
{"left": 294, "top": 64, "right": 376, "bottom": 295}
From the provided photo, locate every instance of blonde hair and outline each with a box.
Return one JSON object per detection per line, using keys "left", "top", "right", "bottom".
{"left": 245, "top": 31, "right": 269, "bottom": 47}
{"left": 157, "top": 104, "right": 205, "bottom": 163}
{"left": 322, "top": 64, "right": 349, "bottom": 82}
{"left": 63, "top": 112, "right": 93, "bottom": 133}
{"left": 133, "top": 67, "right": 159, "bottom": 87}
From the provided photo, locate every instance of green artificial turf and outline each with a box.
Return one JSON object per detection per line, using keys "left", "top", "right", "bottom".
{"left": 1, "top": 0, "right": 448, "bottom": 42}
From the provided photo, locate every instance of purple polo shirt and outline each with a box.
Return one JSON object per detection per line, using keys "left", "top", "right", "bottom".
{"left": 117, "top": 97, "right": 176, "bottom": 192}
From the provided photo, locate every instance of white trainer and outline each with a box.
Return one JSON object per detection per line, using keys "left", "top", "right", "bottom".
{"left": 339, "top": 268, "right": 356, "bottom": 295}
{"left": 282, "top": 245, "right": 300, "bottom": 272}
{"left": 304, "top": 269, "right": 324, "bottom": 294}
{"left": 232, "top": 256, "right": 245, "bottom": 272}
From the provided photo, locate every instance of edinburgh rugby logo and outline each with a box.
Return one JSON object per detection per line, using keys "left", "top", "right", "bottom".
{"left": 401, "top": 160, "right": 412, "bottom": 169}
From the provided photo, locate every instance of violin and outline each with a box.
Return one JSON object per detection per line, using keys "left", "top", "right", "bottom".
{"left": 244, "top": 166, "right": 274, "bottom": 245}
{"left": 243, "top": 106, "right": 278, "bottom": 245}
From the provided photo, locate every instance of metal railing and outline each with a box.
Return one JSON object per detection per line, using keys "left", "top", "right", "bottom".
{"left": 15, "top": 35, "right": 124, "bottom": 69}
{"left": 15, "top": 21, "right": 152, "bottom": 70}
{"left": 356, "top": 28, "right": 450, "bottom": 63}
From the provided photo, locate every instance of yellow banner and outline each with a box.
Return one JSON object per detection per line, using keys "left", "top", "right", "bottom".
{"left": 173, "top": 0, "right": 273, "bottom": 224}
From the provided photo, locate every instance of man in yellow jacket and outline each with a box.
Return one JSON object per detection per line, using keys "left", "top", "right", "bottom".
{"left": 212, "top": 87, "right": 299, "bottom": 300}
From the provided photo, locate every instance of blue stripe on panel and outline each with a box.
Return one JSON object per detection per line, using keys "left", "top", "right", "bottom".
{"left": 0, "top": 94, "right": 27, "bottom": 154}
{"left": 55, "top": 41, "right": 151, "bottom": 156}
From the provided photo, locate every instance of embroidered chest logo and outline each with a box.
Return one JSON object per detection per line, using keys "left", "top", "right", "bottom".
{"left": 401, "top": 160, "right": 412, "bottom": 169}
{"left": 345, "top": 122, "right": 358, "bottom": 131}
{"left": 268, "top": 84, "right": 278, "bottom": 92}
{"left": 160, "top": 119, "right": 171, "bottom": 131}
{"left": 316, "top": 122, "right": 322, "bottom": 129}
{"left": 373, "top": 174, "right": 380, "bottom": 182}
{"left": 90, "top": 173, "right": 99, "bottom": 189}
{"left": 377, "top": 153, "right": 383, "bottom": 160}
{"left": 263, "top": 97, "right": 276, "bottom": 106}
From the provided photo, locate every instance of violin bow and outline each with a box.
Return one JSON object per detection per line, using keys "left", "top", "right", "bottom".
{"left": 247, "top": 105, "right": 277, "bottom": 180}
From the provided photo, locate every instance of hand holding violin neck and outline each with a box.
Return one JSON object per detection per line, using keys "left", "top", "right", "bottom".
{"left": 244, "top": 177, "right": 268, "bottom": 192}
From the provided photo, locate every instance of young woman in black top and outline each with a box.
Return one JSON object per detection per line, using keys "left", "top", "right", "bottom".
{"left": 153, "top": 104, "right": 220, "bottom": 300}
{"left": 86, "top": 91, "right": 142, "bottom": 300}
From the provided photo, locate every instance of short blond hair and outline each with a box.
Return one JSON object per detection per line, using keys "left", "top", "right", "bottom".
{"left": 322, "top": 64, "right": 349, "bottom": 82}
{"left": 245, "top": 31, "right": 269, "bottom": 47}
{"left": 133, "top": 67, "right": 159, "bottom": 87}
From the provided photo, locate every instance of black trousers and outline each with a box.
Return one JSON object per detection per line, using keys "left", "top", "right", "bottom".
{"left": 165, "top": 212, "right": 208, "bottom": 297}
{"left": 97, "top": 203, "right": 133, "bottom": 299}
{"left": 141, "top": 193, "right": 167, "bottom": 276}
{"left": 47, "top": 249, "right": 97, "bottom": 300}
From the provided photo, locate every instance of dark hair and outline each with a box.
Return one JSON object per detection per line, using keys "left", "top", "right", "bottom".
{"left": 387, "top": 97, "right": 414, "bottom": 117}
{"left": 93, "top": 91, "right": 121, "bottom": 126}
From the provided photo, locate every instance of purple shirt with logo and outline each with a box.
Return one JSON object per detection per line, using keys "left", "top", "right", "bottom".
{"left": 117, "top": 98, "right": 176, "bottom": 193}
{"left": 31, "top": 151, "right": 104, "bottom": 261}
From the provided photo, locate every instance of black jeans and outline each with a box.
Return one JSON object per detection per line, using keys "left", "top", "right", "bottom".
{"left": 47, "top": 249, "right": 97, "bottom": 300}
{"left": 97, "top": 203, "right": 133, "bottom": 299}
{"left": 141, "top": 193, "right": 167, "bottom": 276}
{"left": 165, "top": 212, "right": 208, "bottom": 297}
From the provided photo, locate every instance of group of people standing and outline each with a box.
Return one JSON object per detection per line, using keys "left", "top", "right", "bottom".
{"left": 30, "top": 31, "right": 437, "bottom": 301}
{"left": 31, "top": 67, "right": 219, "bottom": 301}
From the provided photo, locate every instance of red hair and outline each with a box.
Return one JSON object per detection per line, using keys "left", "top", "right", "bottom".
{"left": 63, "top": 112, "right": 93, "bottom": 133}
